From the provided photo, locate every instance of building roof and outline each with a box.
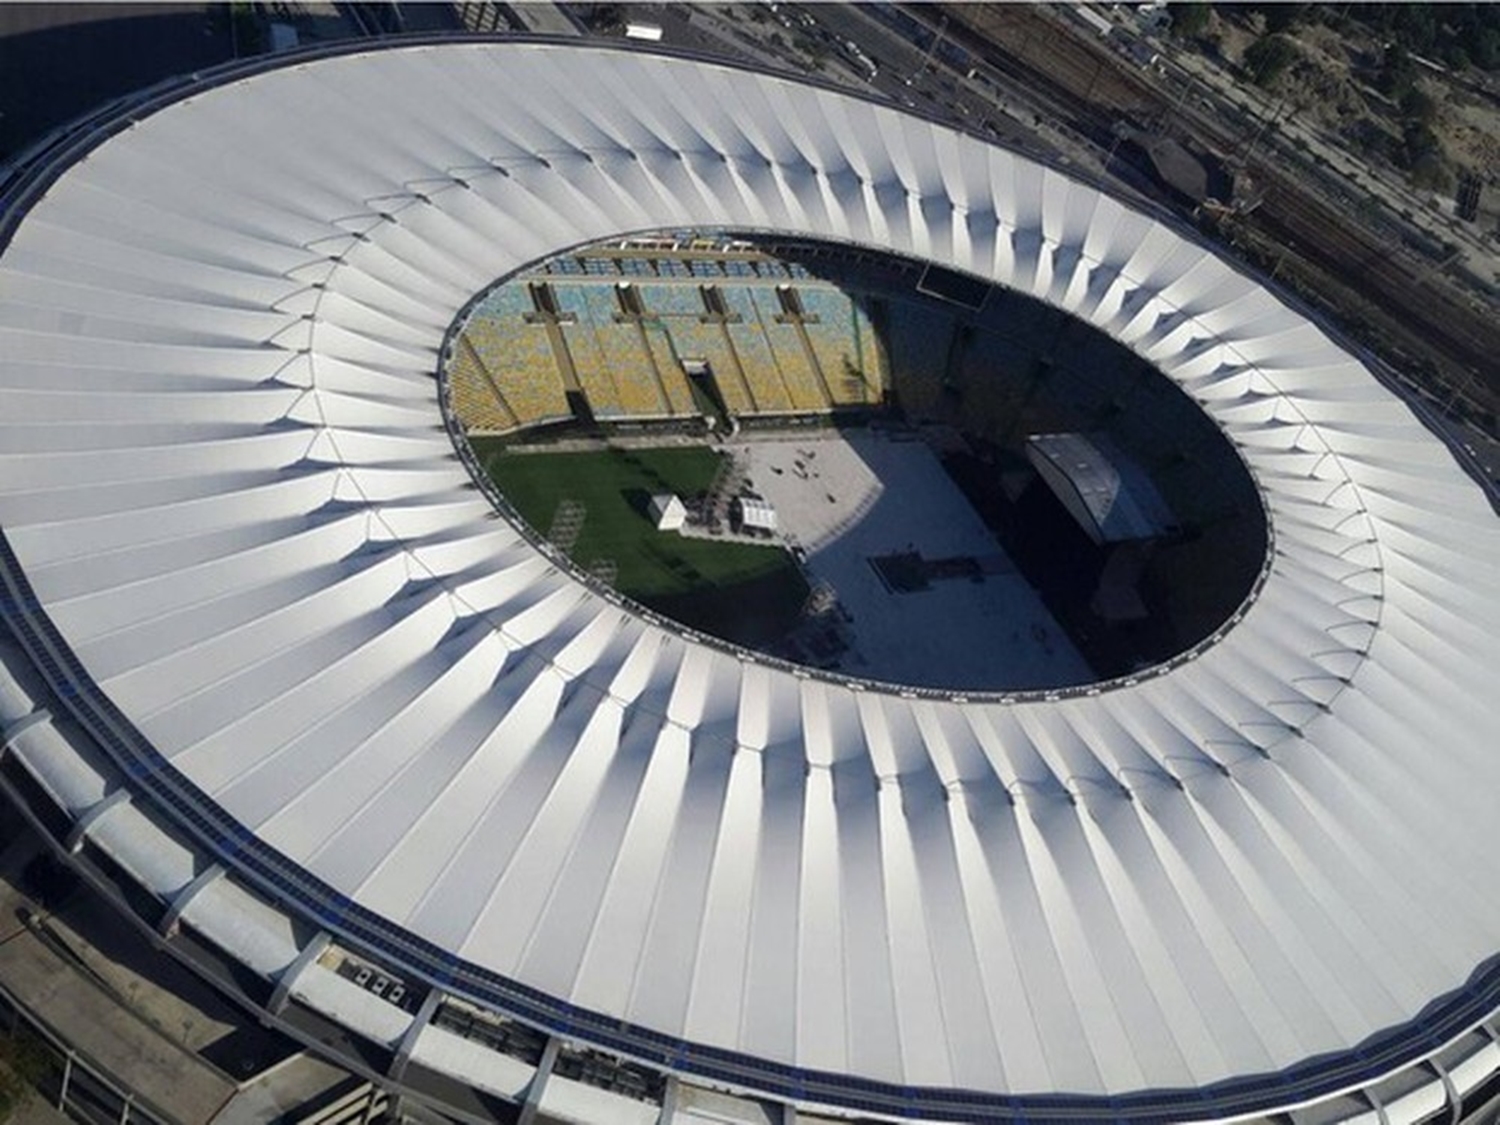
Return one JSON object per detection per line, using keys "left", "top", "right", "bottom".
{"left": 1026, "top": 432, "right": 1174, "bottom": 544}
{"left": 1136, "top": 133, "right": 1233, "bottom": 205}
{"left": 1, "top": 39, "right": 1498, "bottom": 1122}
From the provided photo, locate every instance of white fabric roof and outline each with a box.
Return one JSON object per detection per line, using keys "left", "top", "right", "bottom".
{"left": 1, "top": 40, "right": 1499, "bottom": 1115}
{"left": 736, "top": 497, "right": 777, "bottom": 531}
{"left": 650, "top": 493, "right": 686, "bottom": 529}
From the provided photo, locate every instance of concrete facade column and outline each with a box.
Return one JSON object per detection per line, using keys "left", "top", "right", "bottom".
{"left": 268, "top": 932, "right": 330, "bottom": 1015}
{"left": 516, "top": 1035, "right": 561, "bottom": 1125}
{"left": 655, "top": 1075, "right": 680, "bottom": 1125}
{"left": 389, "top": 989, "right": 443, "bottom": 1081}
{"left": 0, "top": 708, "right": 50, "bottom": 753}
{"left": 65, "top": 788, "right": 131, "bottom": 853}
{"left": 157, "top": 864, "right": 224, "bottom": 937}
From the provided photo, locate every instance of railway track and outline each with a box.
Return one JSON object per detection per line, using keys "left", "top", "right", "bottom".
{"left": 935, "top": 3, "right": 1500, "bottom": 420}
{"left": 1255, "top": 186, "right": 1490, "bottom": 354}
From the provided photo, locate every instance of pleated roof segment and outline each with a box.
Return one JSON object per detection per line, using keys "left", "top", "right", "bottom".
{"left": 2, "top": 39, "right": 1500, "bottom": 1119}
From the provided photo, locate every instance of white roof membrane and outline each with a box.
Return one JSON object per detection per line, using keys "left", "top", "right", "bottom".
{"left": 1, "top": 39, "right": 1499, "bottom": 1121}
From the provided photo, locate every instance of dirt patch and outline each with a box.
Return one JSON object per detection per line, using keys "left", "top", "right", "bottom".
{"left": 1197, "top": 9, "right": 1500, "bottom": 191}
{"left": 1446, "top": 93, "right": 1500, "bottom": 179}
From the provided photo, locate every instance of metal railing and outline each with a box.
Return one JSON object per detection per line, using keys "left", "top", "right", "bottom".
{"left": 0, "top": 980, "right": 172, "bottom": 1125}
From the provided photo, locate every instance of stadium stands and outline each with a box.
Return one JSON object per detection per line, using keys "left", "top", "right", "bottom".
{"left": 642, "top": 323, "right": 697, "bottom": 415}
{"left": 750, "top": 289, "right": 829, "bottom": 411}
{"left": 447, "top": 335, "right": 520, "bottom": 432}
{"left": 949, "top": 320, "right": 1041, "bottom": 431}
{"left": 450, "top": 285, "right": 570, "bottom": 432}
{"left": 883, "top": 296, "right": 958, "bottom": 415}
{"left": 798, "top": 286, "right": 873, "bottom": 406}
{"left": 636, "top": 284, "right": 705, "bottom": 318}
{"left": 719, "top": 288, "right": 793, "bottom": 413}
{"left": 663, "top": 318, "right": 755, "bottom": 415}
{"left": 852, "top": 300, "right": 883, "bottom": 397}
{"left": 462, "top": 328, "right": 568, "bottom": 430}
{"left": 450, "top": 251, "right": 940, "bottom": 427}
{"left": 591, "top": 318, "right": 669, "bottom": 420}
{"left": 553, "top": 286, "right": 627, "bottom": 418}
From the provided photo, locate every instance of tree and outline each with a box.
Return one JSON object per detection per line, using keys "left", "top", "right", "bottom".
{"left": 1350, "top": 4, "right": 1437, "bottom": 52}
{"left": 229, "top": 1, "right": 265, "bottom": 55}
{"left": 1473, "top": 27, "right": 1500, "bottom": 70}
{"left": 586, "top": 4, "right": 623, "bottom": 31}
{"left": 1400, "top": 86, "right": 1439, "bottom": 128}
{"left": 1409, "top": 150, "right": 1453, "bottom": 191}
{"left": 1169, "top": 1, "right": 1210, "bottom": 39}
{"left": 1401, "top": 121, "right": 1442, "bottom": 166}
{"left": 0, "top": 1034, "right": 53, "bottom": 1122}
{"left": 1400, "top": 120, "right": 1451, "bottom": 191}
{"left": 1245, "top": 34, "right": 1298, "bottom": 87}
{"left": 1441, "top": 43, "right": 1471, "bottom": 72}
{"left": 1261, "top": 3, "right": 1307, "bottom": 34}
{"left": 1239, "top": 2, "right": 1304, "bottom": 34}
{"left": 1378, "top": 42, "right": 1415, "bottom": 100}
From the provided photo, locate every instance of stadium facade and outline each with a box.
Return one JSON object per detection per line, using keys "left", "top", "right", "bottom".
{"left": 2, "top": 36, "right": 1500, "bottom": 1125}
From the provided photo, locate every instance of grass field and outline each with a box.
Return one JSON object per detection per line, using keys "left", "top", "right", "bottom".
{"left": 470, "top": 441, "right": 808, "bottom": 646}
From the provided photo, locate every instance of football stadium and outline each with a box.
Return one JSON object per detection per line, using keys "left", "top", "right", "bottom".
{"left": 446, "top": 231, "right": 1265, "bottom": 692}
{"left": 2, "top": 34, "right": 1500, "bottom": 1125}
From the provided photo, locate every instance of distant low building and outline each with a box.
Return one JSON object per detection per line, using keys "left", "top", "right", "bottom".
{"left": 507, "top": 1, "right": 581, "bottom": 36}
{"left": 269, "top": 22, "right": 300, "bottom": 52}
{"left": 1118, "top": 127, "right": 1234, "bottom": 209}
{"left": 1134, "top": 1, "right": 1171, "bottom": 34}
{"left": 1149, "top": 135, "right": 1233, "bottom": 206}
{"left": 624, "top": 21, "right": 663, "bottom": 41}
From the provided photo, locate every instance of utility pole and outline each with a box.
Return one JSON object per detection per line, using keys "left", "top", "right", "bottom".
{"left": 1083, "top": 56, "right": 1104, "bottom": 104}
{"left": 1239, "top": 97, "right": 1288, "bottom": 170}
{"left": 1158, "top": 70, "right": 1194, "bottom": 135}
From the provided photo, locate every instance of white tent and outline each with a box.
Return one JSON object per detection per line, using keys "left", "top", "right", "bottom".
{"left": 734, "top": 497, "right": 778, "bottom": 533}
{"left": 649, "top": 493, "right": 686, "bottom": 531}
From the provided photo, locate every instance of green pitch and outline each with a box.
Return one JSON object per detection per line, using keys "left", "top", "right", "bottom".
{"left": 470, "top": 441, "right": 808, "bottom": 646}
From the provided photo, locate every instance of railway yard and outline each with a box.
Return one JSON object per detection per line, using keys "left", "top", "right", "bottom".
{"left": 940, "top": 4, "right": 1500, "bottom": 421}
